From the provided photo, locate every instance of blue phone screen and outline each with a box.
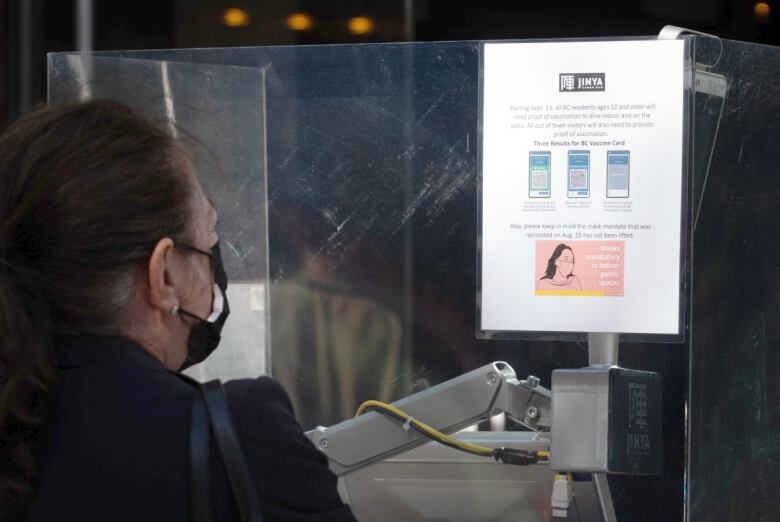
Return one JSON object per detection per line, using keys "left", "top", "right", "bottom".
{"left": 568, "top": 151, "right": 590, "bottom": 197}
{"left": 529, "top": 152, "right": 551, "bottom": 197}
{"left": 607, "top": 151, "right": 630, "bottom": 197}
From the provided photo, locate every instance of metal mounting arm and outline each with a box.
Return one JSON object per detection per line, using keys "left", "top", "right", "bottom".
{"left": 305, "top": 361, "right": 551, "bottom": 477}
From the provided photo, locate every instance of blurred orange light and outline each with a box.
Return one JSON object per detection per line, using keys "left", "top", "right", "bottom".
{"left": 755, "top": 1, "right": 771, "bottom": 19}
{"left": 223, "top": 8, "right": 251, "bottom": 27}
{"left": 348, "top": 16, "right": 375, "bottom": 36}
{"left": 286, "top": 12, "right": 314, "bottom": 32}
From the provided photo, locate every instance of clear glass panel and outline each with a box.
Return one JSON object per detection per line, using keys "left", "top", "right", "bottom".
{"left": 80, "top": 42, "right": 491, "bottom": 430}
{"left": 48, "top": 36, "right": 778, "bottom": 520}
{"left": 688, "top": 37, "right": 780, "bottom": 522}
{"left": 48, "top": 53, "right": 270, "bottom": 381}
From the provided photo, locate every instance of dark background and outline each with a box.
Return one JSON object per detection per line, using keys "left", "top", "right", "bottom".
{"left": 1, "top": 0, "right": 778, "bottom": 123}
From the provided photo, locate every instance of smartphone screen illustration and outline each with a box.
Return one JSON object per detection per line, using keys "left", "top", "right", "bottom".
{"left": 529, "top": 151, "right": 551, "bottom": 198}
{"left": 567, "top": 150, "right": 590, "bottom": 198}
{"left": 607, "top": 150, "right": 630, "bottom": 198}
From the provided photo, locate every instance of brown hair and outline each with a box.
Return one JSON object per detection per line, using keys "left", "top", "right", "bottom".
{"left": 0, "top": 100, "right": 196, "bottom": 512}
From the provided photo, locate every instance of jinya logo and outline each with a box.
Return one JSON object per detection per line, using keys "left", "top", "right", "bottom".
{"left": 559, "top": 73, "right": 606, "bottom": 92}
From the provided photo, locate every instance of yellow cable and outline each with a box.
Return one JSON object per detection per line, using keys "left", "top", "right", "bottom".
{"left": 356, "top": 399, "right": 551, "bottom": 460}
{"left": 356, "top": 399, "right": 493, "bottom": 456}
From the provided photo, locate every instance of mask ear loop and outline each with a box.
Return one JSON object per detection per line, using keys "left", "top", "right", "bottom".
{"left": 174, "top": 241, "right": 222, "bottom": 323}
{"left": 176, "top": 285, "right": 223, "bottom": 324}
{"left": 179, "top": 307, "right": 207, "bottom": 322}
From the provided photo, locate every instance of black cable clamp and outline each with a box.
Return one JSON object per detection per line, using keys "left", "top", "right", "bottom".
{"left": 493, "top": 447, "right": 546, "bottom": 465}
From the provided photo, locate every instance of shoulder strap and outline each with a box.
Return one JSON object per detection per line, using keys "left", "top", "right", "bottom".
{"left": 201, "top": 380, "right": 264, "bottom": 522}
{"left": 190, "top": 394, "right": 214, "bottom": 522}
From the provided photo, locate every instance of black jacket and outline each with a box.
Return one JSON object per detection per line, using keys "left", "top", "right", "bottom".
{"left": 30, "top": 335, "right": 357, "bottom": 522}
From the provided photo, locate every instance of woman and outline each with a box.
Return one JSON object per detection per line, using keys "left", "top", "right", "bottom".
{"left": 537, "top": 243, "right": 582, "bottom": 291}
{"left": 0, "top": 100, "right": 356, "bottom": 521}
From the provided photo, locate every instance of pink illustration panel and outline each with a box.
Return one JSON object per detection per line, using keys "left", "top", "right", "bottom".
{"left": 534, "top": 240, "right": 624, "bottom": 296}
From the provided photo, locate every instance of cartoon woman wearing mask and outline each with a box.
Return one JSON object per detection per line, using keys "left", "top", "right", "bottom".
{"left": 537, "top": 243, "right": 583, "bottom": 291}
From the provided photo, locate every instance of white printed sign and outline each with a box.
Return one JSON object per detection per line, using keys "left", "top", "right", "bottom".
{"left": 480, "top": 40, "right": 686, "bottom": 335}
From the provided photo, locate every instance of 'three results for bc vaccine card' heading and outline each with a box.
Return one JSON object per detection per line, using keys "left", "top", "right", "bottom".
{"left": 480, "top": 39, "right": 685, "bottom": 335}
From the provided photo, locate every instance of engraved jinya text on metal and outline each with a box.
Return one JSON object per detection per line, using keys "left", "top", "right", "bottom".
{"left": 626, "top": 382, "right": 650, "bottom": 456}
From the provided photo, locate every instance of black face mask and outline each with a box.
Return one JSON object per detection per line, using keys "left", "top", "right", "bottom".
{"left": 176, "top": 241, "right": 230, "bottom": 370}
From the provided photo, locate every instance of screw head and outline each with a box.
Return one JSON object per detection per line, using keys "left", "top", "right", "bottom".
{"left": 526, "top": 406, "right": 539, "bottom": 420}
{"left": 320, "top": 438, "right": 329, "bottom": 449}
{"left": 526, "top": 375, "right": 540, "bottom": 388}
{"left": 487, "top": 372, "right": 498, "bottom": 385}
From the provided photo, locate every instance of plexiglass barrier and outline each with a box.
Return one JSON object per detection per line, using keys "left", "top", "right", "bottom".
{"left": 688, "top": 38, "right": 780, "bottom": 522}
{"left": 48, "top": 55, "right": 271, "bottom": 381}
{"left": 48, "top": 36, "right": 780, "bottom": 521}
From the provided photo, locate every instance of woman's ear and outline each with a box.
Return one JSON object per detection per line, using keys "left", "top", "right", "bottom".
{"left": 147, "top": 238, "right": 179, "bottom": 314}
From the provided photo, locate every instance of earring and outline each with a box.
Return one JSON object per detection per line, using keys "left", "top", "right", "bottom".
{"left": 171, "top": 305, "right": 179, "bottom": 315}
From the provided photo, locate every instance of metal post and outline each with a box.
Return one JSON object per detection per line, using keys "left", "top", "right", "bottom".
{"left": 76, "top": 0, "right": 93, "bottom": 53}
{"left": 403, "top": 0, "right": 415, "bottom": 42}
{"left": 400, "top": 0, "right": 415, "bottom": 395}
{"left": 74, "top": 0, "right": 94, "bottom": 101}
{"left": 587, "top": 332, "right": 619, "bottom": 367}
{"left": 19, "top": 0, "right": 33, "bottom": 113}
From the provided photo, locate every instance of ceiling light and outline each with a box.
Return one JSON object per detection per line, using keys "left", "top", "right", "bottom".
{"left": 286, "top": 12, "right": 314, "bottom": 32}
{"left": 754, "top": 2, "right": 771, "bottom": 20}
{"left": 223, "top": 8, "right": 250, "bottom": 28}
{"left": 348, "top": 16, "right": 375, "bottom": 36}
